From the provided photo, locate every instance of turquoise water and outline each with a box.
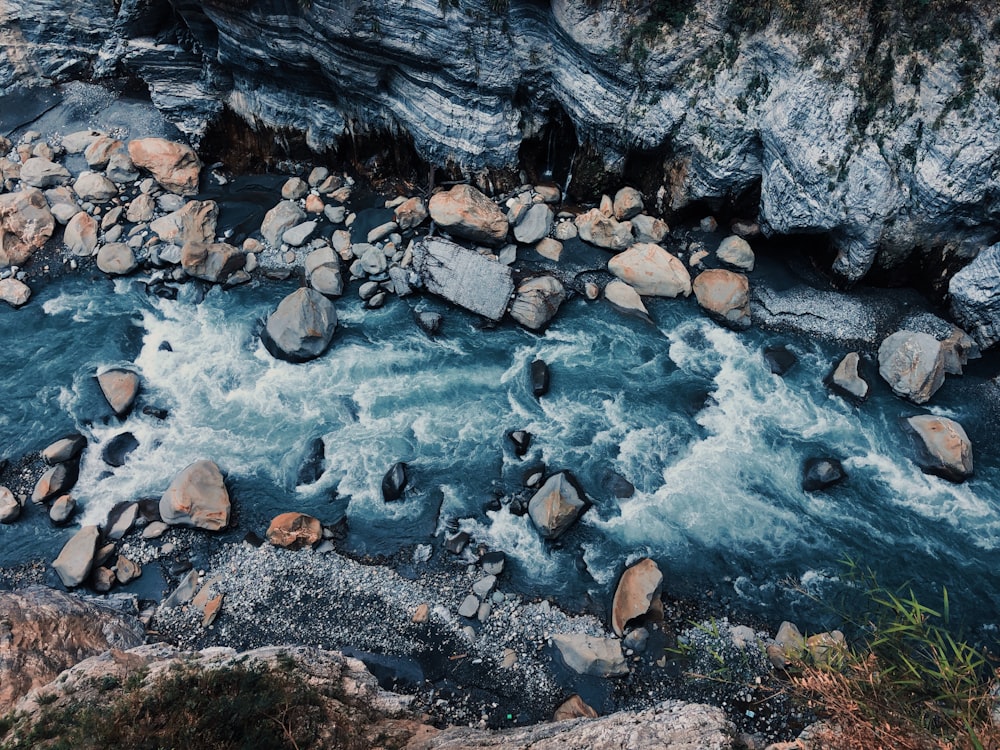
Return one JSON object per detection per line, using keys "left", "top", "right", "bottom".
{"left": 2, "top": 270, "right": 999, "bottom": 631}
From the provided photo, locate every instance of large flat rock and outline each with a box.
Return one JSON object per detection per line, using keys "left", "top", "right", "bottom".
{"left": 412, "top": 237, "right": 514, "bottom": 321}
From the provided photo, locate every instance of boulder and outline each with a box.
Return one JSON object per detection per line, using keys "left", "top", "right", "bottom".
{"left": 631, "top": 213, "right": 669, "bottom": 243}
{"left": 509, "top": 275, "right": 566, "bottom": 330}
{"left": 97, "top": 368, "right": 140, "bottom": 417}
{"left": 535, "top": 237, "right": 563, "bottom": 261}
{"left": 802, "top": 457, "right": 846, "bottom": 491}
{"left": 0, "top": 487, "right": 20, "bottom": 523}
{"left": 115, "top": 555, "right": 141, "bottom": 584}
{"left": 41, "top": 434, "right": 86, "bottom": 465}
{"left": 382, "top": 461, "right": 408, "bottom": 502}
{"left": 692, "top": 269, "right": 751, "bottom": 330}
{"left": 607, "top": 243, "right": 690, "bottom": 297}
{"left": 899, "top": 311, "right": 980, "bottom": 376}
{"left": 102, "top": 432, "right": 139, "bottom": 467}
{"left": 48, "top": 494, "right": 76, "bottom": 525}
{"left": 31, "top": 462, "right": 79, "bottom": 504}
{"left": 553, "top": 695, "right": 599, "bottom": 722}
{"left": 416, "top": 311, "right": 443, "bottom": 335}
{"left": 528, "top": 472, "right": 587, "bottom": 539}
{"left": 281, "top": 176, "right": 308, "bottom": 200}
{"left": 613, "top": 187, "right": 643, "bottom": 220}
{"left": 428, "top": 184, "right": 508, "bottom": 246}
{"left": 19, "top": 157, "right": 70, "bottom": 188}
{"left": 43, "top": 186, "right": 81, "bottom": 224}
{"left": 877, "top": 331, "right": 946, "bottom": 404}
{"left": 159, "top": 459, "right": 231, "bottom": 531}
{"left": 600, "top": 281, "right": 646, "bottom": 318}
{"left": 151, "top": 199, "right": 217, "bottom": 246}
{"left": 358, "top": 244, "right": 388, "bottom": 274}
{"left": 106, "top": 151, "right": 139, "bottom": 183}
{"left": 260, "top": 200, "right": 306, "bottom": 247}
{"left": 127, "top": 138, "right": 201, "bottom": 195}
{"left": 512, "top": 203, "right": 553, "bottom": 244}
{"left": 530, "top": 359, "right": 549, "bottom": 398}
{"left": 61, "top": 129, "right": 104, "bottom": 154}
{"left": 0, "top": 278, "right": 31, "bottom": 307}
{"left": 367, "top": 220, "right": 397, "bottom": 244}
{"left": 611, "top": 557, "right": 663, "bottom": 636}
{"left": 296, "top": 437, "right": 326, "bottom": 485}
{"left": 72, "top": 171, "right": 117, "bottom": 203}
{"left": 394, "top": 196, "right": 428, "bottom": 230}
{"left": 51, "top": 525, "right": 100, "bottom": 587}
{"left": 0, "top": 586, "right": 145, "bottom": 711}
{"left": 126, "top": 193, "right": 156, "bottom": 223}
{"left": 105, "top": 503, "right": 138, "bottom": 540}
{"left": 0, "top": 189, "right": 55, "bottom": 265}
{"left": 262, "top": 287, "right": 338, "bottom": 362}
{"left": 715, "top": 235, "right": 755, "bottom": 271}
{"left": 84, "top": 136, "right": 123, "bottom": 169}
{"left": 304, "top": 246, "right": 344, "bottom": 297}
{"left": 96, "top": 243, "right": 138, "bottom": 275}
{"left": 508, "top": 430, "right": 532, "bottom": 457}
{"left": 411, "top": 237, "right": 514, "bottom": 321}
{"left": 575, "top": 208, "right": 632, "bottom": 251}
{"left": 458, "top": 595, "right": 480, "bottom": 618}
{"left": 949, "top": 241, "right": 1000, "bottom": 349}
{"left": 827, "top": 352, "right": 869, "bottom": 402}
{"left": 551, "top": 634, "right": 628, "bottom": 677}
{"left": 763, "top": 345, "right": 797, "bottom": 375}
{"left": 181, "top": 241, "right": 244, "bottom": 282}
{"left": 283, "top": 220, "right": 317, "bottom": 247}
{"left": 64, "top": 211, "right": 98, "bottom": 256}
{"left": 906, "top": 415, "right": 973, "bottom": 482}
{"left": 266, "top": 512, "right": 322, "bottom": 549}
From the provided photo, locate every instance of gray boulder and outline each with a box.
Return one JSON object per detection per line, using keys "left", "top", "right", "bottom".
{"left": 31, "top": 463, "right": 78, "bottom": 504}
{"left": 260, "top": 200, "right": 305, "bottom": 247}
{"left": 528, "top": 472, "right": 587, "bottom": 539}
{"left": 262, "top": 287, "right": 338, "bottom": 362}
{"left": 283, "top": 220, "right": 317, "bottom": 247}
{"left": 64, "top": 212, "right": 98, "bottom": 256}
{"left": 428, "top": 184, "right": 508, "bottom": 246}
{"left": 159, "top": 459, "right": 231, "bottom": 531}
{"left": 877, "top": 331, "right": 946, "bottom": 404}
{"left": 692, "top": 269, "right": 751, "bottom": 330}
{"left": 19, "top": 157, "right": 70, "bottom": 188}
{"left": 906, "top": 415, "right": 973, "bottom": 482}
{"left": 51, "top": 525, "right": 100, "bottom": 588}
{"left": 509, "top": 275, "right": 565, "bottom": 330}
{"left": 96, "top": 243, "right": 138, "bottom": 275}
{"left": 0, "top": 487, "right": 20, "bottom": 523}
{"left": 551, "top": 634, "right": 628, "bottom": 677}
{"left": 826, "top": 352, "right": 869, "bottom": 402}
{"left": 305, "top": 247, "right": 344, "bottom": 297}
{"left": 411, "top": 237, "right": 514, "bottom": 321}
{"left": 716, "top": 235, "right": 755, "bottom": 271}
{"left": 181, "top": 241, "right": 244, "bottom": 282}
{"left": 72, "top": 171, "right": 117, "bottom": 203}
{"left": 512, "top": 203, "right": 553, "bottom": 245}
{"left": 631, "top": 213, "right": 669, "bottom": 243}
{"left": 949, "top": 242, "right": 1000, "bottom": 349}
{"left": 49, "top": 494, "right": 76, "bottom": 525}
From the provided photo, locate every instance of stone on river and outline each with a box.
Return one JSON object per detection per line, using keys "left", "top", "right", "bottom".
{"left": 262, "top": 287, "right": 338, "bottom": 362}
{"left": 159, "top": 459, "right": 231, "bottom": 531}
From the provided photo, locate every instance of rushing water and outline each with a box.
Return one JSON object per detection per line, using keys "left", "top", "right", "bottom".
{"left": 2, "top": 265, "right": 1000, "bottom": 633}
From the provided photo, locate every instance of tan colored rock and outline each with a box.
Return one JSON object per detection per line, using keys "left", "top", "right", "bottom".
{"left": 552, "top": 634, "right": 628, "bottom": 677}
{"left": 96, "top": 243, "right": 138, "bottom": 275}
{"left": 304, "top": 193, "right": 325, "bottom": 214}
{"left": 0, "top": 188, "right": 55, "bottom": 266}
{"left": 412, "top": 603, "right": 430, "bottom": 623}
{"left": 97, "top": 368, "right": 140, "bottom": 417}
{"left": 19, "top": 157, "right": 70, "bottom": 188}
{"left": 509, "top": 275, "right": 566, "bottom": 330}
{"left": 716, "top": 235, "right": 755, "bottom": 271}
{"left": 608, "top": 243, "right": 690, "bottom": 297}
{"left": 64, "top": 211, "right": 98, "bottom": 256}
{"left": 266, "top": 512, "right": 322, "bottom": 549}
{"left": 631, "top": 213, "right": 669, "bottom": 243}
{"left": 906, "top": 415, "right": 973, "bottom": 482}
{"left": 535, "top": 237, "right": 563, "bottom": 261}
{"left": 692, "top": 269, "right": 751, "bottom": 330}
{"left": 604, "top": 280, "right": 648, "bottom": 316}
{"left": 51, "top": 525, "right": 100, "bottom": 588}
{"left": 828, "top": 352, "right": 869, "bottom": 402}
{"left": 31, "top": 463, "right": 77, "bottom": 504}
{"left": 181, "top": 241, "right": 245, "bottom": 283}
{"left": 281, "top": 176, "right": 308, "bottom": 200}
{"left": 115, "top": 555, "right": 141, "bottom": 584}
{"left": 611, "top": 558, "right": 663, "bottom": 636}
{"left": 428, "top": 184, "right": 508, "bottom": 246}
{"left": 877, "top": 330, "right": 946, "bottom": 404}
{"left": 72, "top": 171, "right": 117, "bottom": 203}
{"left": 528, "top": 472, "right": 586, "bottom": 539}
{"left": 159, "top": 459, "right": 231, "bottom": 531}
{"left": 201, "top": 594, "right": 223, "bottom": 627}
{"left": 0, "top": 277, "right": 31, "bottom": 307}
{"left": 394, "top": 196, "right": 428, "bottom": 230}
{"left": 574, "top": 208, "right": 632, "bottom": 251}
{"left": 613, "top": 186, "right": 643, "bottom": 220}
{"left": 128, "top": 138, "right": 201, "bottom": 196}
{"left": 84, "top": 136, "right": 124, "bottom": 169}
{"left": 0, "top": 587, "right": 144, "bottom": 711}
{"left": 126, "top": 193, "right": 156, "bottom": 223}
{"left": 553, "top": 694, "right": 599, "bottom": 722}
{"left": 0, "top": 486, "right": 20, "bottom": 523}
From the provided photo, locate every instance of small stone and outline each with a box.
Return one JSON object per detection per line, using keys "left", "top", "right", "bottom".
{"left": 412, "top": 603, "right": 430, "bottom": 623}
{"left": 281, "top": 177, "right": 308, "bottom": 200}
{"left": 458, "top": 595, "right": 480, "bottom": 618}
{"left": 472, "top": 575, "right": 497, "bottom": 598}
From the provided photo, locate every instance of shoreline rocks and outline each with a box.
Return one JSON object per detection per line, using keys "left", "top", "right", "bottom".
{"left": 159, "top": 459, "right": 231, "bottom": 531}
{"left": 262, "top": 287, "right": 338, "bottom": 362}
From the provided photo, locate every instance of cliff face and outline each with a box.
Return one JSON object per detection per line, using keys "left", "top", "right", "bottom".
{"left": 1, "top": 0, "right": 999, "bottom": 281}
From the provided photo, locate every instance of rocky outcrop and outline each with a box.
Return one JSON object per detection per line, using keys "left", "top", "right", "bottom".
{"left": 905, "top": 415, "right": 973, "bottom": 482}
{"left": 411, "top": 237, "right": 514, "bottom": 321}
{"left": 877, "top": 331, "right": 946, "bottom": 404}
{"left": 262, "top": 287, "right": 339, "bottom": 362}
{"left": 159, "top": 459, "right": 231, "bottom": 531}
{"left": 127, "top": 138, "right": 201, "bottom": 196}
{"left": 948, "top": 242, "right": 1000, "bottom": 350}
{"left": 0, "top": 586, "right": 144, "bottom": 711}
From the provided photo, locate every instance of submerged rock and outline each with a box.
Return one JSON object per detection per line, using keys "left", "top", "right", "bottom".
{"left": 528, "top": 472, "right": 586, "bottom": 539}
{"left": 411, "top": 237, "right": 514, "bottom": 321}
{"left": 802, "top": 458, "right": 846, "bottom": 491}
{"left": 382, "top": 462, "right": 408, "bottom": 502}
{"left": 763, "top": 345, "right": 797, "bottom": 375}
{"left": 296, "top": 437, "right": 326, "bottom": 486}
{"left": 611, "top": 557, "right": 663, "bottom": 637}
{"left": 507, "top": 430, "right": 532, "bottom": 457}
{"left": 530, "top": 359, "right": 549, "bottom": 398}
{"left": 428, "top": 184, "right": 508, "bottom": 246}
{"left": 877, "top": 330, "right": 946, "bottom": 404}
{"left": 159, "top": 459, "right": 231, "bottom": 531}
{"left": 906, "top": 415, "right": 973, "bottom": 482}
{"left": 262, "top": 287, "right": 338, "bottom": 363}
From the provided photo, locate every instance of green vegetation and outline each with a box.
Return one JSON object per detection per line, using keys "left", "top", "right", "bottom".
{"left": 790, "top": 563, "right": 1000, "bottom": 750}
{"left": 0, "top": 656, "right": 410, "bottom": 750}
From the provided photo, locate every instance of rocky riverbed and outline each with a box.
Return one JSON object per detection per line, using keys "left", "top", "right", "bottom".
{"left": 1, "top": 80, "right": 1000, "bottom": 747}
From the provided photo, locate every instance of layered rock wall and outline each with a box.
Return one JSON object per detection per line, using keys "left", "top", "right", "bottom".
{"left": 1, "top": 0, "right": 999, "bottom": 281}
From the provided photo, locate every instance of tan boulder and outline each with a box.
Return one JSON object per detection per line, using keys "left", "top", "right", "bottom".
{"left": 72, "top": 171, "right": 118, "bottom": 203}
{"left": 692, "top": 269, "right": 751, "bottom": 330}
{"left": 64, "top": 211, "right": 98, "bottom": 256}
{"left": 0, "top": 278, "right": 31, "bottom": 307}
{"left": 159, "top": 459, "right": 231, "bottom": 531}
{"left": 574, "top": 208, "right": 632, "bottom": 251}
{"left": 716, "top": 234, "right": 755, "bottom": 271}
{"left": 394, "top": 196, "right": 428, "bottom": 230}
{"left": 84, "top": 136, "right": 124, "bottom": 169}
{"left": 608, "top": 243, "right": 690, "bottom": 297}
{"left": 604, "top": 280, "right": 648, "bottom": 316}
{"left": 428, "top": 184, "right": 508, "bottom": 246}
{"left": 509, "top": 275, "right": 566, "bottom": 330}
{"left": 553, "top": 694, "right": 598, "bottom": 722}
{"left": 19, "top": 157, "right": 70, "bottom": 188}
{"left": 126, "top": 193, "right": 156, "bottom": 223}
{"left": 97, "top": 368, "right": 140, "bottom": 417}
{"left": 51, "top": 525, "right": 100, "bottom": 588}
{"left": 128, "top": 138, "right": 201, "bottom": 196}
{"left": 611, "top": 557, "right": 663, "bottom": 636}
{"left": 0, "top": 188, "right": 55, "bottom": 266}
{"left": 528, "top": 472, "right": 586, "bottom": 539}
{"left": 906, "top": 415, "right": 973, "bottom": 482}
{"left": 266, "top": 512, "right": 322, "bottom": 549}
{"left": 96, "top": 243, "right": 138, "bottom": 275}
{"left": 877, "top": 331, "right": 946, "bottom": 404}
{"left": 181, "top": 241, "right": 245, "bottom": 283}
{"left": 613, "top": 186, "right": 643, "bottom": 220}
{"left": 535, "top": 237, "right": 563, "bottom": 261}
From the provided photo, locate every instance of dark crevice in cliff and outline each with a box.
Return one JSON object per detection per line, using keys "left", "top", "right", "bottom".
{"left": 199, "top": 107, "right": 319, "bottom": 172}
{"left": 517, "top": 102, "right": 577, "bottom": 196}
